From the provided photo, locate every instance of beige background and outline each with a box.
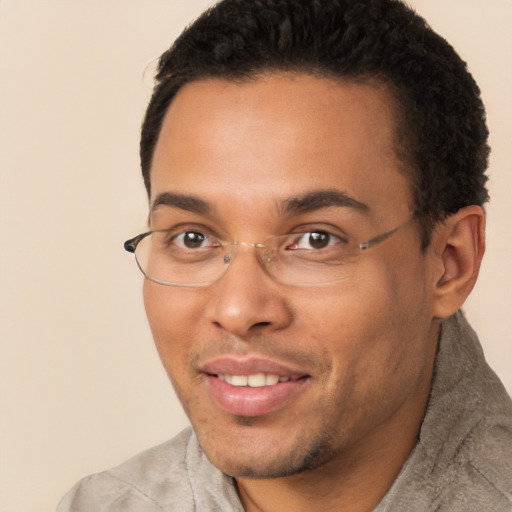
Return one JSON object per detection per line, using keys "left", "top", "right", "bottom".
{"left": 0, "top": 1, "right": 510, "bottom": 511}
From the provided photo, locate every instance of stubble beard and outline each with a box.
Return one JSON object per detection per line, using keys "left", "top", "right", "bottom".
{"left": 203, "top": 416, "right": 339, "bottom": 480}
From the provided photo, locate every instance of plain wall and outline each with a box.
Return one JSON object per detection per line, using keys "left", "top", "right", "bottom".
{"left": 0, "top": 1, "right": 510, "bottom": 511}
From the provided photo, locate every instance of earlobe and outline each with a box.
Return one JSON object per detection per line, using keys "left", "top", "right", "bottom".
{"left": 431, "top": 206, "right": 485, "bottom": 319}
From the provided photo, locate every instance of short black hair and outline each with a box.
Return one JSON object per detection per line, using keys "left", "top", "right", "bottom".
{"left": 140, "top": 0, "right": 489, "bottom": 244}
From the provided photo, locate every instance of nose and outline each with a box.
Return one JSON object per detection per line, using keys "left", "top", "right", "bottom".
{"left": 205, "top": 245, "right": 293, "bottom": 337}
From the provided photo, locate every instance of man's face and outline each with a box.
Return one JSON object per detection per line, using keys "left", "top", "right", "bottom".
{"left": 144, "top": 74, "right": 439, "bottom": 478}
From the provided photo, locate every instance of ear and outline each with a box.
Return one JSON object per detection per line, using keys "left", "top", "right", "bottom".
{"left": 431, "top": 205, "right": 485, "bottom": 319}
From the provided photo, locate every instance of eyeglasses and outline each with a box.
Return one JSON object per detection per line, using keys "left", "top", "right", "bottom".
{"left": 124, "top": 217, "right": 413, "bottom": 287}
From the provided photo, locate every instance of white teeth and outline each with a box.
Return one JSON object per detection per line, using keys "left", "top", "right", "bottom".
{"left": 218, "top": 373, "right": 287, "bottom": 387}
{"left": 231, "top": 375, "right": 248, "bottom": 386}
{"left": 265, "top": 374, "right": 279, "bottom": 386}
{"left": 248, "top": 373, "right": 266, "bottom": 387}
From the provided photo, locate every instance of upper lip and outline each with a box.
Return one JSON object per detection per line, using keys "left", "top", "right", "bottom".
{"left": 201, "top": 356, "right": 310, "bottom": 379}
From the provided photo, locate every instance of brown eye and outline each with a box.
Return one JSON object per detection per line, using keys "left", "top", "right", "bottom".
{"left": 293, "top": 231, "right": 338, "bottom": 250}
{"left": 308, "top": 232, "right": 330, "bottom": 249}
{"left": 174, "top": 231, "right": 207, "bottom": 249}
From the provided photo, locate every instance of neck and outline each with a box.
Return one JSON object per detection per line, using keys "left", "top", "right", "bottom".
{"left": 236, "top": 431, "right": 416, "bottom": 512}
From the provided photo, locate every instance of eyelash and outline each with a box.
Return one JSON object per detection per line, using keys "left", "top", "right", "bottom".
{"left": 160, "top": 225, "right": 349, "bottom": 251}
{"left": 159, "top": 223, "right": 218, "bottom": 241}
{"left": 287, "top": 231, "right": 342, "bottom": 250}
{"left": 170, "top": 231, "right": 218, "bottom": 249}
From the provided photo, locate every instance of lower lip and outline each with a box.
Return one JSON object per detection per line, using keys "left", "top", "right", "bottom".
{"left": 205, "top": 375, "right": 309, "bottom": 417}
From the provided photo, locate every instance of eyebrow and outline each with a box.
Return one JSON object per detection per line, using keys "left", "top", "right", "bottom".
{"left": 281, "top": 189, "right": 370, "bottom": 215}
{"left": 150, "top": 192, "right": 212, "bottom": 215}
{"left": 149, "top": 188, "right": 369, "bottom": 219}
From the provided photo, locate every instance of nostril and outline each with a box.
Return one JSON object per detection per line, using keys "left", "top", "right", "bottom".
{"left": 253, "top": 321, "right": 271, "bottom": 328}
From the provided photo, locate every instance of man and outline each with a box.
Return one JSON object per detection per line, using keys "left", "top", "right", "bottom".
{"left": 58, "top": 0, "right": 512, "bottom": 510}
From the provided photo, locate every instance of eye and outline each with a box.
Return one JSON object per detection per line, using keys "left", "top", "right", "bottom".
{"left": 290, "top": 231, "right": 341, "bottom": 250}
{"left": 172, "top": 231, "right": 215, "bottom": 249}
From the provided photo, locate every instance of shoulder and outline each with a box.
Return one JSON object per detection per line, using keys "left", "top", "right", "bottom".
{"left": 429, "top": 359, "right": 512, "bottom": 510}
{"left": 378, "top": 313, "right": 512, "bottom": 511}
{"left": 378, "top": 409, "right": 512, "bottom": 512}
{"left": 434, "top": 359, "right": 512, "bottom": 509}
{"left": 435, "top": 313, "right": 512, "bottom": 508}
{"left": 56, "top": 428, "right": 197, "bottom": 512}
{"left": 448, "top": 418, "right": 512, "bottom": 510}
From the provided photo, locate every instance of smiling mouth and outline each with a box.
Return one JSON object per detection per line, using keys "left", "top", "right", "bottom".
{"left": 216, "top": 373, "right": 303, "bottom": 387}
{"left": 204, "top": 370, "right": 310, "bottom": 417}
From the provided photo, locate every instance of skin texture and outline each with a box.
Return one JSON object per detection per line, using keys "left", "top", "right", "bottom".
{"left": 143, "top": 74, "right": 484, "bottom": 511}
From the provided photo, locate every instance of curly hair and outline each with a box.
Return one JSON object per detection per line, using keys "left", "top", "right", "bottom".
{"left": 140, "top": 0, "right": 489, "bottom": 245}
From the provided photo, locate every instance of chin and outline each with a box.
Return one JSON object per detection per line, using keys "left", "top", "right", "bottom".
{"left": 200, "top": 426, "right": 336, "bottom": 479}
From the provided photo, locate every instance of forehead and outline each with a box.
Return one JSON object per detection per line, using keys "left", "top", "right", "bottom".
{"left": 149, "top": 73, "right": 411, "bottom": 222}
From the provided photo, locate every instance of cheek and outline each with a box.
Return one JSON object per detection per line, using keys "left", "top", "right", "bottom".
{"left": 345, "top": 259, "right": 432, "bottom": 394}
{"left": 143, "top": 281, "right": 204, "bottom": 379}
{"left": 293, "top": 255, "right": 431, "bottom": 392}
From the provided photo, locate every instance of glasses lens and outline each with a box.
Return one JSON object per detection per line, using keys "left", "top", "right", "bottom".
{"left": 258, "top": 234, "right": 360, "bottom": 286}
{"left": 134, "top": 232, "right": 226, "bottom": 286}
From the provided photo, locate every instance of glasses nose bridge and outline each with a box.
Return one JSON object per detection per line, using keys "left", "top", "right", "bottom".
{"left": 222, "top": 240, "right": 274, "bottom": 269}
{"left": 231, "top": 240, "right": 266, "bottom": 248}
